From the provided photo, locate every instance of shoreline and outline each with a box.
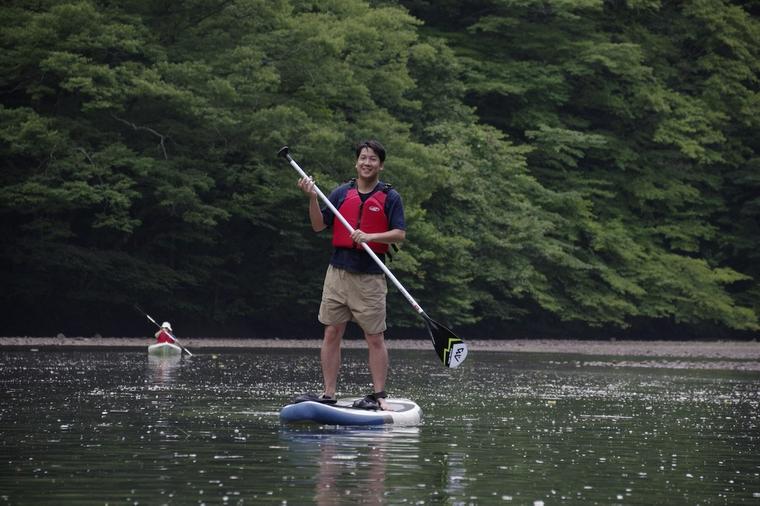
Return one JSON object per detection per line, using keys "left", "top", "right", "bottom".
{"left": 1, "top": 336, "right": 759, "bottom": 359}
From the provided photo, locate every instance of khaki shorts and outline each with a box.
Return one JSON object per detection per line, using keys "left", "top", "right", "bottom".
{"left": 318, "top": 265, "right": 387, "bottom": 335}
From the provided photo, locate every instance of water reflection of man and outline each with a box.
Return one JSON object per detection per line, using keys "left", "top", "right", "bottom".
{"left": 314, "top": 438, "right": 386, "bottom": 505}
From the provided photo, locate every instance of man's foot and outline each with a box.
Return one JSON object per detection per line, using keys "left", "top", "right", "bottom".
{"left": 293, "top": 392, "right": 337, "bottom": 404}
{"left": 352, "top": 391, "right": 388, "bottom": 410}
{"left": 317, "top": 393, "right": 337, "bottom": 404}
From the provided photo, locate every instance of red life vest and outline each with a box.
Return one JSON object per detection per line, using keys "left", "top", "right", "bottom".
{"left": 332, "top": 183, "right": 390, "bottom": 254}
{"left": 156, "top": 329, "right": 175, "bottom": 343}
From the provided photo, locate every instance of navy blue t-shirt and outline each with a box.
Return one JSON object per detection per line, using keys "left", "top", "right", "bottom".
{"left": 321, "top": 181, "right": 406, "bottom": 274}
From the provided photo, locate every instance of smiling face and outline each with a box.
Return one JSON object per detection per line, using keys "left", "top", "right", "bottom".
{"left": 355, "top": 147, "right": 384, "bottom": 184}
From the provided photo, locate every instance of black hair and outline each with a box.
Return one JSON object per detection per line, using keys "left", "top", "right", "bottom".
{"left": 355, "top": 139, "right": 386, "bottom": 162}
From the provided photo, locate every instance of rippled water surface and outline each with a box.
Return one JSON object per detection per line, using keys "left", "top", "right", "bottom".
{"left": 1, "top": 347, "right": 758, "bottom": 504}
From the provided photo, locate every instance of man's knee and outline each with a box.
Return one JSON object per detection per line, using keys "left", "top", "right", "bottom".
{"left": 324, "top": 324, "right": 346, "bottom": 342}
{"left": 365, "top": 332, "right": 385, "bottom": 347}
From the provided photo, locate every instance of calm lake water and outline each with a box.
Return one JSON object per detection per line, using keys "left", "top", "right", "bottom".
{"left": 1, "top": 346, "right": 758, "bottom": 504}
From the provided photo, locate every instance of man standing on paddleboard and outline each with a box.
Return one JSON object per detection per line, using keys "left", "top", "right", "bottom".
{"left": 295, "top": 140, "right": 406, "bottom": 411}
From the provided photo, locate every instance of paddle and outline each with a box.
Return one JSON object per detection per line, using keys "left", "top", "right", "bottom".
{"left": 134, "top": 304, "right": 193, "bottom": 357}
{"left": 278, "top": 146, "right": 468, "bottom": 368}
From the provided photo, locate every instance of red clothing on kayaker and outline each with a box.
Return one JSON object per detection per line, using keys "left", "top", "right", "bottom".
{"left": 154, "top": 328, "right": 175, "bottom": 343}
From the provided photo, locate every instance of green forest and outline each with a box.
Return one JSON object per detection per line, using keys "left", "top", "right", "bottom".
{"left": 1, "top": 0, "right": 758, "bottom": 340}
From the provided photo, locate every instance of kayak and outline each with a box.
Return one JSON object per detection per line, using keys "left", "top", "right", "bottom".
{"left": 147, "top": 342, "right": 182, "bottom": 356}
{"left": 280, "top": 398, "right": 422, "bottom": 427}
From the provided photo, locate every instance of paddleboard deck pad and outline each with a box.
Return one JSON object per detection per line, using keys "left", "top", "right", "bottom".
{"left": 280, "top": 398, "right": 422, "bottom": 426}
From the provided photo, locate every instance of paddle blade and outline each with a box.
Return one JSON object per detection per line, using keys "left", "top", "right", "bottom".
{"left": 424, "top": 315, "right": 468, "bottom": 368}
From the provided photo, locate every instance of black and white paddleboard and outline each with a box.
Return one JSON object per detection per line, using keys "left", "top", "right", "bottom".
{"left": 280, "top": 398, "right": 422, "bottom": 427}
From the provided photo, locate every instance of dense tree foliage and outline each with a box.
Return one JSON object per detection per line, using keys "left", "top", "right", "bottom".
{"left": 398, "top": 0, "right": 760, "bottom": 335}
{"left": 0, "top": 0, "right": 757, "bottom": 338}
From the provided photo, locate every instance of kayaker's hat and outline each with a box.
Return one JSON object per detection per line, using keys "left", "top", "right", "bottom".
{"left": 161, "top": 322, "right": 172, "bottom": 331}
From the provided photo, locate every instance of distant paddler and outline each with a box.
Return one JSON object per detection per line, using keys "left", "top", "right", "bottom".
{"left": 154, "top": 321, "right": 176, "bottom": 344}
{"left": 135, "top": 304, "right": 193, "bottom": 357}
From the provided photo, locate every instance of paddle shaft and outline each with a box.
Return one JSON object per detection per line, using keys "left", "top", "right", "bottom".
{"left": 280, "top": 148, "right": 427, "bottom": 317}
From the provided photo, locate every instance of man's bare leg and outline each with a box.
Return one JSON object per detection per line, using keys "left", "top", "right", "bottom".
{"left": 365, "top": 331, "right": 389, "bottom": 410}
{"left": 321, "top": 323, "right": 346, "bottom": 398}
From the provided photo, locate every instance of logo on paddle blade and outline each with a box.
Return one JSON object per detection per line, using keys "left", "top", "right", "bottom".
{"left": 448, "top": 342, "right": 468, "bottom": 368}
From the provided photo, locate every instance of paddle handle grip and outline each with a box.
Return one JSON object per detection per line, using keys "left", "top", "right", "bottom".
{"left": 279, "top": 147, "right": 424, "bottom": 315}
